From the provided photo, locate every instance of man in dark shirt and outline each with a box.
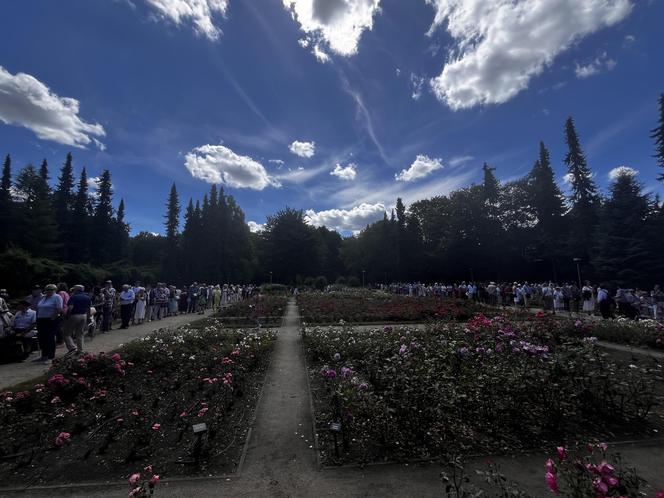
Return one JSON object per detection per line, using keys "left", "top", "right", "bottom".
{"left": 64, "top": 285, "right": 92, "bottom": 355}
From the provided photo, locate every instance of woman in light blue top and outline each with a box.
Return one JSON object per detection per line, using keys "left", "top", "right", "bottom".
{"left": 35, "top": 284, "right": 63, "bottom": 364}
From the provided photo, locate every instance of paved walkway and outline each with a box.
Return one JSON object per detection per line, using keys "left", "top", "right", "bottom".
{"left": 7, "top": 301, "right": 664, "bottom": 497}
{"left": 0, "top": 311, "right": 210, "bottom": 390}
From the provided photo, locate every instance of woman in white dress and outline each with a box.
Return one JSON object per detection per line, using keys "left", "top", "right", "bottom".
{"left": 581, "top": 283, "right": 594, "bottom": 314}
{"left": 134, "top": 287, "right": 146, "bottom": 324}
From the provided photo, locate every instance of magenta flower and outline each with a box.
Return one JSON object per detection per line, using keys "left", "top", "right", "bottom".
{"left": 149, "top": 475, "right": 160, "bottom": 486}
{"left": 128, "top": 473, "right": 141, "bottom": 485}
{"left": 593, "top": 477, "right": 608, "bottom": 495}
{"left": 325, "top": 369, "right": 337, "bottom": 379}
{"left": 55, "top": 431, "right": 71, "bottom": 446}
{"left": 545, "top": 458, "right": 555, "bottom": 474}
{"left": 556, "top": 446, "right": 567, "bottom": 460}
{"left": 341, "top": 367, "right": 353, "bottom": 379}
{"left": 151, "top": 423, "right": 161, "bottom": 430}
{"left": 399, "top": 344, "right": 408, "bottom": 355}
{"left": 545, "top": 471, "right": 558, "bottom": 494}
{"left": 111, "top": 353, "right": 122, "bottom": 362}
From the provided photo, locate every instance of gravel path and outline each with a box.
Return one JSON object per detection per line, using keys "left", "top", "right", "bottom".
{"left": 0, "top": 311, "right": 212, "bottom": 390}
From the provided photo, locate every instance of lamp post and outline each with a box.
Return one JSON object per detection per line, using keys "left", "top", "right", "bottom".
{"left": 269, "top": 271, "right": 273, "bottom": 284}
{"left": 573, "top": 258, "right": 582, "bottom": 289}
{"left": 362, "top": 270, "right": 366, "bottom": 288}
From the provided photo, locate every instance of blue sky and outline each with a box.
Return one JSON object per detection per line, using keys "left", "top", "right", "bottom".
{"left": 1, "top": 0, "right": 663, "bottom": 235}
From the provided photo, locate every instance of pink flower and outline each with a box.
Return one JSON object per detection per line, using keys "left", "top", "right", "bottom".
{"left": 598, "top": 442, "right": 608, "bottom": 451}
{"left": 144, "top": 465, "right": 153, "bottom": 474}
{"left": 605, "top": 476, "right": 619, "bottom": 487}
{"left": 51, "top": 396, "right": 61, "bottom": 404}
{"left": 128, "top": 473, "right": 141, "bottom": 485}
{"left": 55, "top": 431, "right": 71, "bottom": 446}
{"left": 149, "top": 475, "right": 160, "bottom": 486}
{"left": 128, "top": 486, "right": 144, "bottom": 498}
{"left": 151, "top": 423, "right": 161, "bottom": 430}
{"left": 656, "top": 492, "right": 664, "bottom": 498}
{"left": 180, "top": 411, "right": 188, "bottom": 418}
{"left": 545, "top": 458, "right": 556, "bottom": 474}
{"left": 111, "top": 353, "right": 122, "bottom": 362}
{"left": 593, "top": 478, "right": 608, "bottom": 495}
{"left": 545, "top": 471, "right": 558, "bottom": 494}
{"left": 556, "top": 446, "right": 567, "bottom": 460}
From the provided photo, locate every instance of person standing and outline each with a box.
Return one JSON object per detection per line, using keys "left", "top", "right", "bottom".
{"left": 63, "top": 285, "right": 91, "bottom": 355}
{"left": 134, "top": 287, "right": 147, "bottom": 324}
{"left": 553, "top": 287, "right": 565, "bottom": 314}
{"left": 26, "top": 286, "right": 43, "bottom": 311}
{"left": 34, "top": 284, "right": 63, "bottom": 365}
{"left": 119, "top": 284, "right": 135, "bottom": 329}
{"left": 597, "top": 284, "right": 612, "bottom": 319}
{"left": 101, "top": 280, "right": 116, "bottom": 332}
{"left": 213, "top": 285, "right": 221, "bottom": 311}
{"left": 581, "top": 282, "right": 594, "bottom": 315}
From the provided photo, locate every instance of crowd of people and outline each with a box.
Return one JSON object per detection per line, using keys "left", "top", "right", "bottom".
{"left": 0, "top": 282, "right": 256, "bottom": 364}
{"left": 385, "top": 281, "right": 664, "bottom": 320}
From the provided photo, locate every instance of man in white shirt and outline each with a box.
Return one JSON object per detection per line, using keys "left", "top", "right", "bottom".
{"left": 119, "top": 285, "right": 135, "bottom": 329}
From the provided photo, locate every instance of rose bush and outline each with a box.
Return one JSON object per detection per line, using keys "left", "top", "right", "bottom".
{"left": 304, "top": 314, "right": 663, "bottom": 465}
{"left": 556, "top": 316, "right": 664, "bottom": 350}
{"left": 0, "top": 323, "right": 277, "bottom": 485}
{"left": 215, "top": 295, "right": 287, "bottom": 327}
{"left": 297, "top": 292, "right": 486, "bottom": 324}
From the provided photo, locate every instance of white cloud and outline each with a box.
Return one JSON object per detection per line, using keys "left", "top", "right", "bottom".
{"left": 624, "top": 34, "right": 636, "bottom": 44}
{"left": 305, "top": 203, "right": 386, "bottom": 232}
{"left": 247, "top": 221, "right": 265, "bottom": 233}
{"left": 312, "top": 44, "right": 331, "bottom": 63}
{"left": 449, "top": 155, "right": 474, "bottom": 167}
{"left": 575, "top": 52, "right": 617, "bottom": 79}
{"left": 87, "top": 176, "right": 100, "bottom": 190}
{"left": 562, "top": 172, "right": 574, "bottom": 184}
{"left": 0, "top": 66, "right": 106, "bottom": 149}
{"left": 330, "top": 163, "right": 357, "bottom": 181}
{"left": 144, "top": 0, "right": 228, "bottom": 40}
{"left": 410, "top": 73, "right": 426, "bottom": 100}
{"left": 608, "top": 165, "right": 638, "bottom": 180}
{"left": 426, "top": 0, "right": 633, "bottom": 110}
{"left": 395, "top": 154, "right": 443, "bottom": 182}
{"left": 283, "top": 0, "right": 381, "bottom": 60}
{"left": 289, "top": 140, "right": 316, "bottom": 158}
{"left": 184, "top": 144, "right": 280, "bottom": 190}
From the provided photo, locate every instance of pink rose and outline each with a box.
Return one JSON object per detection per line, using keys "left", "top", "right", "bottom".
{"left": 545, "top": 472, "right": 558, "bottom": 494}
{"left": 128, "top": 473, "right": 141, "bottom": 485}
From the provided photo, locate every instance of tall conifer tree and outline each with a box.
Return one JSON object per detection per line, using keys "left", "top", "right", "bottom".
{"left": 651, "top": 93, "right": 664, "bottom": 182}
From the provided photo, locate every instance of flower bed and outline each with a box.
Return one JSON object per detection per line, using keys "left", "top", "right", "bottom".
{"left": 558, "top": 316, "right": 664, "bottom": 350}
{"left": 0, "top": 321, "right": 277, "bottom": 486}
{"left": 215, "top": 295, "right": 288, "bottom": 327}
{"left": 297, "top": 292, "right": 485, "bottom": 324}
{"left": 303, "top": 314, "right": 664, "bottom": 465}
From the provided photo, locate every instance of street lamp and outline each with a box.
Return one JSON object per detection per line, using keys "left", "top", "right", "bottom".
{"left": 573, "top": 258, "right": 582, "bottom": 289}
{"left": 362, "top": 270, "right": 366, "bottom": 288}
{"left": 269, "top": 271, "right": 273, "bottom": 284}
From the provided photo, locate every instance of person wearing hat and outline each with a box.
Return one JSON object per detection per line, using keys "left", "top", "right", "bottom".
{"left": 12, "top": 300, "right": 37, "bottom": 360}
{"left": 63, "top": 285, "right": 91, "bottom": 354}
{"left": 34, "top": 284, "right": 63, "bottom": 364}
{"left": 26, "top": 286, "right": 43, "bottom": 311}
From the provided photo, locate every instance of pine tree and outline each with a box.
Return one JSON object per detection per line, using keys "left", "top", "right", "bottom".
{"left": 482, "top": 162, "right": 500, "bottom": 205}
{"left": 594, "top": 170, "right": 651, "bottom": 287}
{"left": 92, "top": 170, "right": 114, "bottom": 263}
{"left": 162, "top": 183, "right": 180, "bottom": 280}
{"left": 164, "top": 183, "right": 180, "bottom": 240}
{"left": 70, "top": 167, "right": 90, "bottom": 261}
{"left": 528, "top": 142, "right": 566, "bottom": 236}
{"left": 53, "top": 152, "right": 75, "bottom": 259}
{"left": 15, "top": 164, "right": 58, "bottom": 257}
{"left": 651, "top": 93, "right": 664, "bottom": 182}
{"left": 0, "top": 155, "right": 13, "bottom": 249}
{"left": 564, "top": 117, "right": 599, "bottom": 261}
{"left": 113, "top": 198, "right": 129, "bottom": 260}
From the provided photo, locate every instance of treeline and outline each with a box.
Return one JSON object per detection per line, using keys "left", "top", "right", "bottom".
{"left": 2, "top": 95, "right": 664, "bottom": 292}
{"left": 344, "top": 102, "right": 664, "bottom": 288}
